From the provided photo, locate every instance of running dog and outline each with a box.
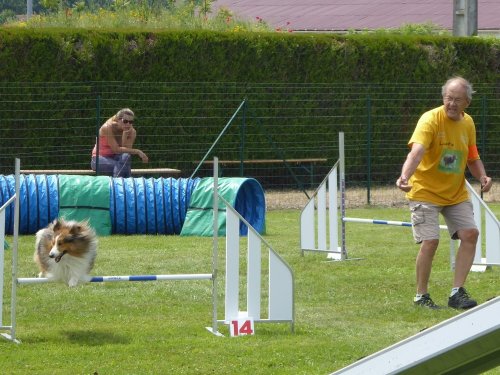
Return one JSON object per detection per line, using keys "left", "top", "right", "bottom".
{"left": 34, "top": 218, "right": 97, "bottom": 287}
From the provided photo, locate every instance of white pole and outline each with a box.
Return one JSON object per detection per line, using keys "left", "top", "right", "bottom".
{"left": 0, "top": 209, "right": 5, "bottom": 327}
{"left": 10, "top": 159, "right": 20, "bottom": 342}
{"left": 26, "top": 0, "right": 33, "bottom": 19}
{"left": 339, "top": 132, "right": 347, "bottom": 260}
{"left": 210, "top": 157, "right": 220, "bottom": 335}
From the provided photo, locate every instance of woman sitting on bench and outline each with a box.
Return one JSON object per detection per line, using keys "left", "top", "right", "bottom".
{"left": 91, "top": 108, "right": 149, "bottom": 177}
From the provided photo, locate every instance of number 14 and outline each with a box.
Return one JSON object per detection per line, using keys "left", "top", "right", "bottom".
{"left": 230, "top": 318, "right": 255, "bottom": 336}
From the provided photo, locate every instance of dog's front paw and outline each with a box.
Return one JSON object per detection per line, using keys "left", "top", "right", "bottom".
{"left": 68, "top": 278, "right": 79, "bottom": 287}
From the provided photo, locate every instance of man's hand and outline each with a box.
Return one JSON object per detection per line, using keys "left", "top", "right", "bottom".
{"left": 480, "top": 175, "right": 492, "bottom": 193}
{"left": 396, "top": 176, "right": 412, "bottom": 192}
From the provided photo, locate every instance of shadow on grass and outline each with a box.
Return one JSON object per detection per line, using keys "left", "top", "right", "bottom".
{"left": 62, "top": 329, "right": 130, "bottom": 346}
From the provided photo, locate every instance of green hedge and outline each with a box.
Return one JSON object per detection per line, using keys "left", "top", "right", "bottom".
{"left": 0, "top": 29, "right": 498, "bottom": 82}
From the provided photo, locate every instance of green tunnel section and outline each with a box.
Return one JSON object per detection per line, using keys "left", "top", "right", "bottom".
{"left": 0, "top": 174, "right": 266, "bottom": 237}
{"left": 58, "top": 175, "right": 111, "bottom": 236}
{"left": 180, "top": 177, "right": 266, "bottom": 237}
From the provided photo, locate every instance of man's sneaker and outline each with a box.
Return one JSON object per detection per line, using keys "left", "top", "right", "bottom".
{"left": 414, "top": 293, "right": 441, "bottom": 309}
{"left": 448, "top": 287, "right": 477, "bottom": 310}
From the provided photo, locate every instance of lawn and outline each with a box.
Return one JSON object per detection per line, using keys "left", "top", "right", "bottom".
{"left": 1, "top": 205, "right": 499, "bottom": 374}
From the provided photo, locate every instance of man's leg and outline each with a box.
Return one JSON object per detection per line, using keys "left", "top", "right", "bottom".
{"left": 410, "top": 201, "right": 442, "bottom": 308}
{"left": 453, "top": 228, "right": 479, "bottom": 288}
{"left": 416, "top": 239, "right": 439, "bottom": 295}
{"left": 443, "top": 201, "right": 479, "bottom": 309}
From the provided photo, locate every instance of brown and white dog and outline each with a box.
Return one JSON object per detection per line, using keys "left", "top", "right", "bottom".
{"left": 34, "top": 219, "right": 97, "bottom": 287}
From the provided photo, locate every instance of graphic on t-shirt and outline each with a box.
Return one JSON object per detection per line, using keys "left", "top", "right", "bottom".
{"left": 438, "top": 149, "right": 462, "bottom": 174}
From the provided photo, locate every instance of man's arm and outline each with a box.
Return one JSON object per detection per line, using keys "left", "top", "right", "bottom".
{"left": 396, "top": 143, "right": 425, "bottom": 192}
{"left": 467, "top": 159, "right": 493, "bottom": 192}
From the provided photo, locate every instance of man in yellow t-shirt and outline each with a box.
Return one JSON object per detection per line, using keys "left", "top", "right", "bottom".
{"left": 396, "top": 77, "right": 492, "bottom": 310}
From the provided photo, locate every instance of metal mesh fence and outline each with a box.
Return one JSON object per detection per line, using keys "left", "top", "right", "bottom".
{"left": 1, "top": 81, "right": 499, "bottom": 206}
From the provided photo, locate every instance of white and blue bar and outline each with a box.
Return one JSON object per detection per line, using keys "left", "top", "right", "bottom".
{"left": 343, "top": 217, "right": 448, "bottom": 230}
{"left": 17, "top": 274, "right": 213, "bottom": 284}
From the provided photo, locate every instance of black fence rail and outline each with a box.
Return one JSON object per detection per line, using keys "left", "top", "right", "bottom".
{"left": 1, "top": 81, "right": 499, "bottom": 205}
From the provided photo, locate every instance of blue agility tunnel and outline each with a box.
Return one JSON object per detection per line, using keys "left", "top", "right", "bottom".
{"left": 110, "top": 177, "right": 199, "bottom": 235}
{"left": 0, "top": 174, "right": 265, "bottom": 237}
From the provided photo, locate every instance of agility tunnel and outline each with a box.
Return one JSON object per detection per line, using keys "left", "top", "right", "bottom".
{"left": 0, "top": 174, "right": 265, "bottom": 237}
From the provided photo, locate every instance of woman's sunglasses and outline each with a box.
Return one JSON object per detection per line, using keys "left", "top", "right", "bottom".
{"left": 121, "top": 119, "right": 134, "bottom": 124}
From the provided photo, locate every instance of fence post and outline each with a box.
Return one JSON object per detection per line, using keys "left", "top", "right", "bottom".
{"left": 95, "top": 94, "right": 101, "bottom": 175}
{"left": 480, "top": 95, "right": 487, "bottom": 200}
{"left": 239, "top": 99, "right": 247, "bottom": 177}
{"left": 366, "top": 95, "right": 372, "bottom": 205}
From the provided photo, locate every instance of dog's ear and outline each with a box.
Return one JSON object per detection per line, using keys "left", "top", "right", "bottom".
{"left": 51, "top": 219, "right": 62, "bottom": 232}
{"left": 69, "top": 224, "right": 83, "bottom": 235}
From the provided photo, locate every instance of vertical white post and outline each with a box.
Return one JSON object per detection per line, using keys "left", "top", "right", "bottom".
{"left": 1, "top": 159, "right": 20, "bottom": 343}
{"left": 0, "top": 182, "right": 19, "bottom": 342}
{"left": 10, "top": 158, "right": 20, "bottom": 342}
{"left": 247, "top": 230, "right": 261, "bottom": 319}
{"left": 317, "top": 184, "right": 327, "bottom": 250}
{"left": 328, "top": 167, "right": 339, "bottom": 253}
{"left": 209, "top": 157, "right": 221, "bottom": 335}
{"left": 0, "top": 209, "right": 5, "bottom": 327}
{"left": 224, "top": 208, "right": 240, "bottom": 322}
{"left": 339, "top": 132, "right": 347, "bottom": 260}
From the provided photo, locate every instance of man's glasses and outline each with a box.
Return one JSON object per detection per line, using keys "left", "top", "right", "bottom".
{"left": 121, "top": 119, "right": 134, "bottom": 124}
{"left": 444, "top": 96, "right": 465, "bottom": 105}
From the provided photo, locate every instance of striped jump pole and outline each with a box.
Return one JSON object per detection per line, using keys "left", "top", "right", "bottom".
{"left": 343, "top": 217, "right": 447, "bottom": 230}
{"left": 17, "top": 274, "right": 213, "bottom": 284}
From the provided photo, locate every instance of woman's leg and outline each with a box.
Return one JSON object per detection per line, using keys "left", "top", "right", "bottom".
{"left": 114, "top": 153, "right": 132, "bottom": 177}
{"left": 91, "top": 156, "right": 115, "bottom": 176}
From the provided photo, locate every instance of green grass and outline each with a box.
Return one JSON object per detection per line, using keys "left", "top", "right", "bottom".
{"left": 1, "top": 206, "right": 499, "bottom": 374}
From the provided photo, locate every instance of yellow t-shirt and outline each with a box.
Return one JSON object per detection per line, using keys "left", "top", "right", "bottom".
{"left": 406, "top": 105, "right": 479, "bottom": 205}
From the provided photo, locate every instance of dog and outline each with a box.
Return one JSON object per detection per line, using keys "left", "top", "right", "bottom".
{"left": 34, "top": 218, "right": 97, "bottom": 287}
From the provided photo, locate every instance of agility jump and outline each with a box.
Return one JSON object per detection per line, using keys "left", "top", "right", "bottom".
{"left": 1, "top": 158, "right": 294, "bottom": 343}
{"left": 300, "top": 132, "right": 500, "bottom": 270}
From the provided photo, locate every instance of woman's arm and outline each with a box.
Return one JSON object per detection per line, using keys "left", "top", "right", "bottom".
{"left": 102, "top": 121, "right": 149, "bottom": 163}
{"left": 122, "top": 127, "right": 136, "bottom": 148}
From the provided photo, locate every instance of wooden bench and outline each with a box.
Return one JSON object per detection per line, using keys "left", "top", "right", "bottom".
{"left": 199, "top": 158, "right": 327, "bottom": 166}
{"left": 20, "top": 168, "right": 181, "bottom": 177}
{"left": 197, "top": 158, "right": 328, "bottom": 187}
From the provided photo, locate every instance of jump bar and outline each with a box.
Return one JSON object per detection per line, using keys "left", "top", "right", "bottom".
{"left": 343, "top": 217, "right": 448, "bottom": 230}
{"left": 17, "top": 274, "right": 213, "bottom": 284}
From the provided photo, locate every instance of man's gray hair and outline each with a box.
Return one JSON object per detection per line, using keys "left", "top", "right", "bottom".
{"left": 442, "top": 76, "right": 475, "bottom": 101}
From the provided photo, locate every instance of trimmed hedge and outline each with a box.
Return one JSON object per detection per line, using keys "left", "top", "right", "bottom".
{"left": 0, "top": 29, "right": 498, "bottom": 83}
